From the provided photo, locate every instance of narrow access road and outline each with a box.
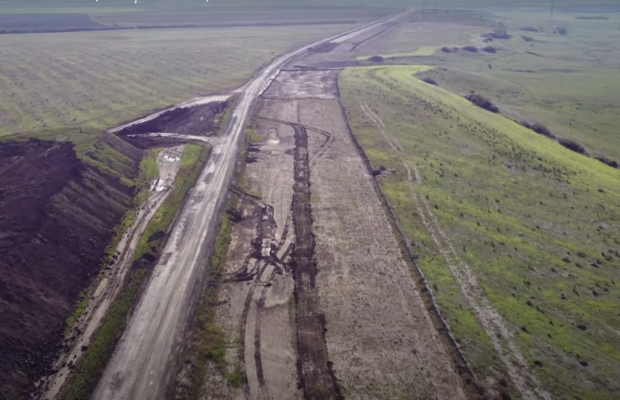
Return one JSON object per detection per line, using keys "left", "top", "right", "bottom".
{"left": 91, "top": 10, "right": 411, "bottom": 400}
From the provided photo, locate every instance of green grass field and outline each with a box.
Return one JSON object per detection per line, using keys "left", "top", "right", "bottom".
{"left": 340, "top": 11, "right": 620, "bottom": 397}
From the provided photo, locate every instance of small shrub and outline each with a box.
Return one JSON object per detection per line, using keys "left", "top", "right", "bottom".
{"left": 519, "top": 26, "right": 539, "bottom": 32}
{"left": 559, "top": 138, "right": 586, "bottom": 154}
{"left": 595, "top": 156, "right": 619, "bottom": 168}
{"left": 440, "top": 46, "right": 451, "bottom": 53}
{"left": 368, "top": 55, "right": 384, "bottom": 63}
{"left": 522, "top": 35, "right": 534, "bottom": 42}
{"left": 482, "top": 46, "right": 496, "bottom": 53}
{"left": 577, "top": 323, "right": 587, "bottom": 331}
{"left": 518, "top": 122, "right": 556, "bottom": 138}
{"left": 422, "top": 77, "right": 438, "bottom": 86}
{"left": 462, "top": 45, "right": 478, "bottom": 53}
{"left": 465, "top": 93, "right": 499, "bottom": 113}
{"left": 556, "top": 27, "right": 568, "bottom": 36}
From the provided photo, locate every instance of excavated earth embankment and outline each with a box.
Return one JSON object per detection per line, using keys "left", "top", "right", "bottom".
{"left": 0, "top": 136, "right": 141, "bottom": 400}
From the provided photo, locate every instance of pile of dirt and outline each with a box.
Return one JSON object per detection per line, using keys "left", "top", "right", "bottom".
{"left": 0, "top": 138, "right": 140, "bottom": 399}
{"left": 118, "top": 101, "right": 227, "bottom": 148}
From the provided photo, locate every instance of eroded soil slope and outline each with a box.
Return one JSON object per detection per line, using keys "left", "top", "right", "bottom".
{"left": 0, "top": 138, "right": 139, "bottom": 400}
{"left": 117, "top": 101, "right": 228, "bottom": 149}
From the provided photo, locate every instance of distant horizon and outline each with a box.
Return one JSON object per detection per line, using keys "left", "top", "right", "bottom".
{"left": 1, "top": 0, "right": 619, "bottom": 11}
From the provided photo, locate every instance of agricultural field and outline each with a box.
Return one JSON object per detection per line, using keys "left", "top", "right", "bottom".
{"left": 90, "top": 7, "right": 393, "bottom": 28}
{"left": 0, "top": 23, "right": 356, "bottom": 154}
{"left": 339, "top": 9, "right": 620, "bottom": 400}
{"left": 0, "top": 13, "right": 106, "bottom": 33}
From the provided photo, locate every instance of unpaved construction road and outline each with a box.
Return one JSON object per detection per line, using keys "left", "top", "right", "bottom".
{"left": 91, "top": 11, "right": 411, "bottom": 400}
{"left": 199, "top": 11, "right": 466, "bottom": 400}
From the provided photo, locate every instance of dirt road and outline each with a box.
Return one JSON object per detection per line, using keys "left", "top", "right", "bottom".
{"left": 91, "top": 11, "right": 411, "bottom": 400}
{"left": 203, "top": 50, "right": 463, "bottom": 400}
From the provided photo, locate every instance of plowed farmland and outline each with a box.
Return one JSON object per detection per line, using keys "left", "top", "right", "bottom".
{"left": 0, "top": 23, "right": 356, "bottom": 148}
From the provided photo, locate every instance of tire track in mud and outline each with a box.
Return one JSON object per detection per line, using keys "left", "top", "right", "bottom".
{"left": 258, "top": 117, "right": 333, "bottom": 166}
{"left": 358, "top": 99, "right": 551, "bottom": 400}
{"left": 229, "top": 186, "right": 284, "bottom": 399}
{"left": 289, "top": 122, "right": 343, "bottom": 400}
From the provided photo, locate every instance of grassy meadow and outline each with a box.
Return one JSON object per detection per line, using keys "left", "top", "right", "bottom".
{"left": 340, "top": 10, "right": 620, "bottom": 399}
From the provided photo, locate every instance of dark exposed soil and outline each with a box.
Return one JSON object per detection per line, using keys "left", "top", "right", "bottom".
{"left": 289, "top": 123, "right": 343, "bottom": 400}
{"left": 117, "top": 101, "right": 227, "bottom": 148}
{"left": 0, "top": 138, "right": 140, "bottom": 400}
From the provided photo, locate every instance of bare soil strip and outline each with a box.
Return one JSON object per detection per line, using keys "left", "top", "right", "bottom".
{"left": 288, "top": 121, "right": 344, "bottom": 400}
{"left": 358, "top": 99, "right": 551, "bottom": 400}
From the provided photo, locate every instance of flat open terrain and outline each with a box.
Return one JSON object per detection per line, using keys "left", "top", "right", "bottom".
{"left": 0, "top": 23, "right": 356, "bottom": 152}
{"left": 339, "top": 9, "right": 620, "bottom": 400}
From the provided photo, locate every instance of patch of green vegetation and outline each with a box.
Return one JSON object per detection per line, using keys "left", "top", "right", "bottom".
{"left": 63, "top": 291, "right": 89, "bottom": 337}
{"left": 191, "top": 211, "right": 243, "bottom": 396}
{"left": 182, "top": 124, "right": 259, "bottom": 398}
{"left": 356, "top": 46, "right": 440, "bottom": 60}
{"left": 134, "top": 144, "right": 210, "bottom": 261}
{"left": 61, "top": 268, "right": 147, "bottom": 400}
{"left": 213, "top": 96, "right": 237, "bottom": 135}
{"left": 135, "top": 147, "right": 162, "bottom": 205}
{"left": 341, "top": 64, "right": 620, "bottom": 399}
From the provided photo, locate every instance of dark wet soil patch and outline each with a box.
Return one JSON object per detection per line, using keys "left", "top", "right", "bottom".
{"left": 117, "top": 101, "right": 227, "bottom": 148}
{"left": 288, "top": 123, "right": 343, "bottom": 400}
{"left": 0, "top": 138, "right": 138, "bottom": 399}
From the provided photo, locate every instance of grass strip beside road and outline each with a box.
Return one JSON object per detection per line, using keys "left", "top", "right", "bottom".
{"left": 356, "top": 46, "right": 439, "bottom": 60}
{"left": 181, "top": 127, "right": 256, "bottom": 399}
{"left": 60, "top": 269, "right": 147, "bottom": 400}
{"left": 133, "top": 143, "right": 210, "bottom": 261}
{"left": 134, "top": 147, "right": 162, "bottom": 205}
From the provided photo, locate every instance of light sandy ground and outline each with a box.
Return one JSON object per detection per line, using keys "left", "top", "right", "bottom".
{"left": 262, "top": 70, "right": 340, "bottom": 100}
{"left": 205, "top": 100, "right": 301, "bottom": 400}
{"left": 298, "top": 94, "right": 464, "bottom": 400}
{"left": 205, "top": 68, "right": 465, "bottom": 400}
{"left": 36, "top": 145, "right": 184, "bottom": 400}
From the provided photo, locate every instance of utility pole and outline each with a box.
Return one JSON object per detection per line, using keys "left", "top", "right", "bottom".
{"left": 549, "top": 1, "right": 556, "bottom": 29}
